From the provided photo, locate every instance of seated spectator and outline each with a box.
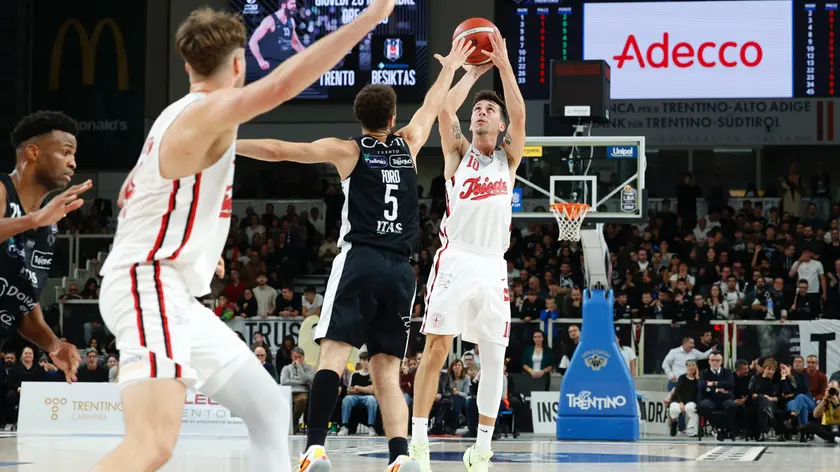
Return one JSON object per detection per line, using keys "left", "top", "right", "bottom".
{"left": 666, "top": 359, "right": 700, "bottom": 437}
{"left": 338, "top": 352, "right": 377, "bottom": 436}
{"left": 279, "top": 347, "right": 314, "bottom": 433}
{"left": 522, "top": 330, "right": 555, "bottom": 390}
{"left": 789, "top": 280, "right": 818, "bottom": 320}
{"left": 4, "top": 347, "right": 44, "bottom": 429}
{"left": 214, "top": 294, "right": 236, "bottom": 320}
{"left": 251, "top": 332, "right": 271, "bottom": 353}
{"left": 747, "top": 357, "right": 784, "bottom": 440}
{"left": 804, "top": 380, "right": 840, "bottom": 444}
{"left": 400, "top": 359, "right": 415, "bottom": 407}
{"left": 238, "top": 289, "right": 258, "bottom": 318}
{"left": 106, "top": 355, "right": 119, "bottom": 383}
{"left": 301, "top": 287, "right": 323, "bottom": 318}
{"left": 275, "top": 335, "right": 295, "bottom": 371}
{"left": 805, "top": 355, "right": 828, "bottom": 402}
{"left": 662, "top": 337, "right": 714, "bottom": 391}
{"left": 254, "top": 346, "right": 277, "bottom": 381}
{"left": 450, "top": 360, "right": 471, "bottom": 423}
{"left": 617, "top": 335, "right": 637, "bottom": 377}
{"left": 274, "top": 285, "right": 301, "bottom": 318}
{"left": 697, "top": 351, "right": 740, "bottom": 440}
{"left": 252, "top": 273, "right": 277, "bottom": 318}
{"left": 558, "top": 325, "right": 581, "bottom": 375}
{"left": 76, "top": 348, "right": 109, "bottom": 383}
{"left": 430, "top": 368, "right": 456, "bottom": 435}
{"left": 782, "top": 357, "right": 814, "bottom": 439}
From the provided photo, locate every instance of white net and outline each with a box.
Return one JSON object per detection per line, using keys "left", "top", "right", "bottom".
{"left": 550, "top": 203, "right": 590, "bottom": 241}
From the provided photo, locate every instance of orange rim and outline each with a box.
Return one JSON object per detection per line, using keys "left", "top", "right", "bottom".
{"left": 550, "top": 203, "right": 590, "bottom": 219}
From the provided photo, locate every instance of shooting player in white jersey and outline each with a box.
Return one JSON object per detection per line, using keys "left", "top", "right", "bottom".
{"left": 93, "top": 3, "right": 396, "bottom": 471}
{"left": 409, "top": 31, "right": 527, "bottom": 472}
{"left": 236, "top": 38, "right": 475, "bottom": 472}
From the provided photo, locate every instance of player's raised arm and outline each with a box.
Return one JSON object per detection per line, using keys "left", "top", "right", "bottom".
{"left": 483, "top": 32, "right": 526, "bottom": 170}
{"left": 437, "top": 63, "right": 493, "bottom": 177}
{"left": 396, "top": 39, "right": 474, "bottom": 158}
{"left": 195, "top": 0, "right": 395, "bottom": 133}
{"left": 248, "top": 15, "right": 275, "bottom": 70}
{"left": 237, "top": 138, "right": 358, "bottom": 179}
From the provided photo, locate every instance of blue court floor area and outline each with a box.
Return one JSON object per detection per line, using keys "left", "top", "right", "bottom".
{"left": 1, "top": 433, "right": 839, "bottom": 471}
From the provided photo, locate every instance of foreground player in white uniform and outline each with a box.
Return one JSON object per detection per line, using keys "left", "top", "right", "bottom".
{"left": 409, "top": 32, "right": 526, "bottom": 472}
{"left": 93, "top": 4, "right": 396, "bottom": 472}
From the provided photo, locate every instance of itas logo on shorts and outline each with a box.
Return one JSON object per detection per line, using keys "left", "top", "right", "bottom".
{"left": 364, "top": 154, "right": 388, "bottom": 169}
{"left": 389, "top": 155, "right": 413, "bottom": 168}
{"left": 31, "top": 250, "right": 53, "bottom": 270}
{"left": 606, "top": 146, "right": 638, "bottom": 159}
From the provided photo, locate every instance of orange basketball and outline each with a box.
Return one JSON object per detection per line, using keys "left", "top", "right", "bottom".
{"left": 453, "top": 18, "right": 498, "bottom": 65}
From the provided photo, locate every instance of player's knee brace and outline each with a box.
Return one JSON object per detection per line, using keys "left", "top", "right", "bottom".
{"left": 476, "top": 341, "right": 507, "bottom": 419}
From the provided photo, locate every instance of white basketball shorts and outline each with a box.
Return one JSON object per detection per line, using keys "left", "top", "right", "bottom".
{"left": 421, "top": 244, "right": 511, "bottom": 346}
{"left": 99, "top": 261, "right": 251, "bottom": 393}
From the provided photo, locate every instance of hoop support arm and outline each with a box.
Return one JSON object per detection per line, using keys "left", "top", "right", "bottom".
{"left": 580, "top": 225, "right": 610, "bottom": 291}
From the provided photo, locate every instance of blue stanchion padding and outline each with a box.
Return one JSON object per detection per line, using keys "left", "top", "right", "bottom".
{"left": 557, "top": 289, "right": 639, "bottom": 441}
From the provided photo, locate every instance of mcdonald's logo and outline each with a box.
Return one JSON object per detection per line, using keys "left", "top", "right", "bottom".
{"left": 49, "top": 18, "right": 129, "bottom": 91}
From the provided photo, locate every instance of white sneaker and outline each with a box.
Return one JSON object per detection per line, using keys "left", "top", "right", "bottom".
{"left": 462, "top": 445, "right": 493, "bottom": 472}
{"left": 337, "top": 426, "right": 349, "bottom": 436}
{"left": 386, "top": 455, "right": 421, "bottom": 472}
{"left": 298, "top": 445, "right": 331, "bottom": 472}
{"left": 368, "top": 428, "right": 378, "bottom": 436}
{"left": 409, "top": 441, "right": 431, "bottom": 472}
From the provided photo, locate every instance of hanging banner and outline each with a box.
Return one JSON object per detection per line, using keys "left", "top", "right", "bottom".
{"left": 226, "top": 317, "right": 303, "bottom": 354}
{"left": 590, "top": 99, "right": 837, "bottom": 147}
{"left": 797, "top": 320, "right": 840, "bottom": 376}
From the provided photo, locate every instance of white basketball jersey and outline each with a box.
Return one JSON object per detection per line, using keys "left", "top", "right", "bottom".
{"left": 440, "top": 145, "right": 513, "bottom": 254}
{"left": 100, "top": 93, "right": 236, "bottom": 296}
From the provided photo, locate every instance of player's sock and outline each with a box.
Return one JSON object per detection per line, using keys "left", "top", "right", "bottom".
{"left": 476, "top": 425, "right": 495, "bottom": 453}
{"left": 411, "top": 417, "right": 429, "bottom": 443}
{"left": 206, "top": 354, "right": 291, "bottom": 472}
{"left": 305, "top": 370, "right": 341, "bottom": 449}
{"left": 388, "top": 437, "right": 409, "bottom": 463}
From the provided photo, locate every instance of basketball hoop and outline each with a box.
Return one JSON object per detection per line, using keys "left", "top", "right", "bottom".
{"left": 550, "top": 203, "right": 590, "bottom": 241}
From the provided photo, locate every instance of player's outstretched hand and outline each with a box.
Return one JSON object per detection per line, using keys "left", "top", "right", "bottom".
{"left": 434, "top": 38, "right": 476, "bottom": 71}
{"left": 32, "top": 180, "right": 93, "bottom": 227}
{"left": 367, "top": 0, "right": 396, "bottom": 19}
{"left": 49, "top": 341, "right": 81, "bottom": 383}
{"left": 482, "top": 31, "right": 511, "bottom": 69}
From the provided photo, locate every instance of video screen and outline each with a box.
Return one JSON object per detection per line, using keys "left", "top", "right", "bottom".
{"left": 232, "top": 0, "right": 429, "bottom": 101}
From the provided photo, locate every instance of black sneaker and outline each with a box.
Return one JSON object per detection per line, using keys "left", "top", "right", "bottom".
{"left": 669, "top": 420, "right": 678, "bottom": 437}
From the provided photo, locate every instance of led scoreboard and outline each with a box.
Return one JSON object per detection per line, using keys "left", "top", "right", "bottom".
{"left": 232, "top": 0, "right": 428, "bottom": 101}
{"left": 497, "top": 0, "right": 840, "bottom": 100}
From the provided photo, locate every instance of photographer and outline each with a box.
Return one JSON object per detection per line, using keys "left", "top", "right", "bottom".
{"left": 803, "top": 380, "right": 840, "bottom": 444}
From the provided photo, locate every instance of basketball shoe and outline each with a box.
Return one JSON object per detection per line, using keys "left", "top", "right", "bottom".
{"left": 408, "top": 441, "right": 431, "bottom": 472}
{"left": 462, "top": 445, "right": 493, "bottom": 472}
{"left": 298, "top": 445, "right": 331, "bottom": 472}
{"left": 386, "top": 455, "right": 422, "bottom": 472}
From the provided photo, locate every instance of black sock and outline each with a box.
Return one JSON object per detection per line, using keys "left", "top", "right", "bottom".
{"left": 388, "top": 437, "right": 409, "bottom": 463}
{"left": 305, "top": 370, "right": 341, "bottom": 450}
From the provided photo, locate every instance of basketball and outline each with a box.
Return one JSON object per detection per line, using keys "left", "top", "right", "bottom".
{"left": 453, "top": 18, "right": 498, "bottom": 65}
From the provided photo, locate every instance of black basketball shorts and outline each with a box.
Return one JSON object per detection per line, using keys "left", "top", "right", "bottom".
{"left": 314, "top": 244, "right": 415, "bottom": 359}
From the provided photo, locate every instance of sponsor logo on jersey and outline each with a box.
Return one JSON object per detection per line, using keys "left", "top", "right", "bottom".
{"left": 20, "top": 267, "right": 38, "bottom": 287}
{"left": 364, "top": 154, "right": 388, "bottom": 169}
{"left": 0, "top": 277, "right": 36, "bottom": 312}
{"left": 0, "top": 310, "right": 12, "bottom": 328}
{"left": 459, "top": 177, "right": 510, "bottom": 201}
{"left": 389, "top": 155, "right": 413, "bottom": 168}
{"left": 7, "top": 238, "right": 25, "bottom": 261}
{"left": 31, "top": 250, "right": 53, "bottom": 270}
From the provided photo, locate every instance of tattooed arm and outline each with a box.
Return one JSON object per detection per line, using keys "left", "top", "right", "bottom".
{"left": 438, "top": 64, "right": 493, "bottom": 179}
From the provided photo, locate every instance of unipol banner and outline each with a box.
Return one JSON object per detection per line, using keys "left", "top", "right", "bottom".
{"left": 590, "top": 99, "right": 837, "bottom": 146}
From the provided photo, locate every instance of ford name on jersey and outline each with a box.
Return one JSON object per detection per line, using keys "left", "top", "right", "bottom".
{"left": 378, "top": 169, "right": 403, "bottom": 234}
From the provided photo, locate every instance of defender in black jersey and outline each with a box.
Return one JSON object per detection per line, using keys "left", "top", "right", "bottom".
{"left": 248, "top": 0, "right": 304, "bottom": 73}
{"left": 237, "top": 39, "right": 475, "bottom": 472}
{"left": 1, "top": 111, "right": 93, "bottom": 382}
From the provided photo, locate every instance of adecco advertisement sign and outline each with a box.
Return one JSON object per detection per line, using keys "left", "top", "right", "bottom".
{"left": 584, "top": 1, "right": 793, "bottom": 99}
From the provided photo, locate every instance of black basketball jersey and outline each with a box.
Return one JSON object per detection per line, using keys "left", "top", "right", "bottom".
{"left": 339, "top": 134, "right": 419, "bottom": 258}
{"left": 0, "top": 174, "right": 56, "bottom": 339}
{"left": 263, "top": 13, "right": 296, "bottom": 62}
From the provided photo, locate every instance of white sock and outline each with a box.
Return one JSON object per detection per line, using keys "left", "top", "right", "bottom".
{"left": 411, "top": 417, "right": 429, "bottom": 444}
{"left": 476, "top": 425, "right": 494, "bottom": 453}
